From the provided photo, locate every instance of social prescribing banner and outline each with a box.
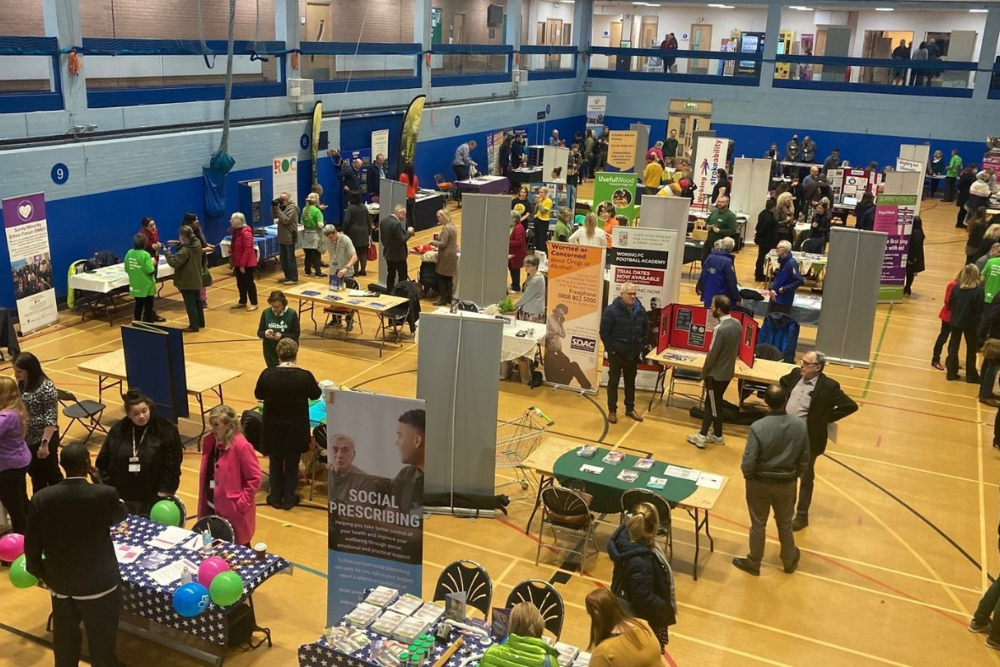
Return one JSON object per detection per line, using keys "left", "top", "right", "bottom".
{"left": 326, "top": 391, "right": 426, "bottom": 624}
{"left": 873, "top": 193, "right": 917, "bottom": 302}
{"left": 2, "top": 193, "right": 58, "bottom": 333}
{"left": 545, "top": 242, "right": 605, "bottom": 393}
{"left": 594, "top": 172, "right": 638, "bottom": 225}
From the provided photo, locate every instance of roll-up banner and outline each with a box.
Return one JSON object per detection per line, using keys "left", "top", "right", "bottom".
{"left": 545, "top": 242, "right": 605, "bottom": 393}
{"left": 2, "top": 193, "right": 58, "bottom": 333}
{"left": 873, "top": 194, "right": 917, "bottom": 302}
{"left": 398, "top": 95, "right": 426, "bottom": 173}
{"left": 594, "top": 173, "right": 638, "bottom": 225}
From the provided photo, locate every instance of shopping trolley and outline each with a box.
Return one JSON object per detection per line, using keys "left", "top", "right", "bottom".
{"left": 496, "top": 406, "right": 554, "bottom": 492}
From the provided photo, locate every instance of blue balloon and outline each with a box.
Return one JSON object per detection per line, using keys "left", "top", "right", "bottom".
{"left": 173, "top": 582, "right": 210, "bottom": 618}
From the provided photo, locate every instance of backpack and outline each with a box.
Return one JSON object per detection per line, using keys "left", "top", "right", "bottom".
{"left": 93, "top": 250, "right": 120, "bottom": 268}
{"left": 240, "top": 409, "right": 267, "bottom": 456}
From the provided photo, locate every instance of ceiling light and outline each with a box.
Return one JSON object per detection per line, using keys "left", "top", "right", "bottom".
{"left": 789, "top": 5, "right": 813, "bottom": 10}
{"left": 970, "top": 8, "right": 988, "bottom": 12}
{"left": 875, "top": 7, "right": 894, "bottom": 11}
{"left": 708, "top": 3, "right": 735, "bottom": 7}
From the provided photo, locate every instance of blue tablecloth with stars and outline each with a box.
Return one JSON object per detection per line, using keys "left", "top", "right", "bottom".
{"left": 113, "top": 515, "right": 292, "bottom": 645}
{"left": 298, "top": 629, "right": 492, "bottom": 667}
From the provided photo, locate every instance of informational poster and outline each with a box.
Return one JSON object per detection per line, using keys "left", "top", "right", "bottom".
{"left": 594, "top": 172, "right": 638, "bottom": 225}
{"left": 606, "top": 131, "right": 639, "bottom": 172}
{"left": 545, "top": 243, "right": 605, "bottom": 393}
{"left": 873, "top": 193, "right": 917, "bottom": 302}
{"left": 657, "top": 304, "right": 756, "bottom": 366}
{"left": 895, "top": 158, "right": 923, "bottom": 173}
{"left": 693, "top": 136, "right": 728, "bottom": 211}
{"left": 326, "top": 391, "right": 425, "bottom": 624}
{"left": 608, "top": 226, "right": 676, "bottom": 326}
{"left": 272, "top": 155, "right": 298, "bottom": 209}
{"left": 586, "top": 95, "right": 606, "bottom": 134}
{"left": 2, "top": 193, "right": 58, "bottom": 333}
{"left": 837, "top": 168, "right": 882, "bottom": 205}
{"left": 371, "top": 129, "right": 389, "bottom": 163}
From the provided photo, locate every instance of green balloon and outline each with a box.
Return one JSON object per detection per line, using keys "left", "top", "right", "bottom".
{"left": 150, "top": 500, "right": 182, "bottom": 527}
{"left": 209, "top": 571, "right": 244, "bottom": 607}
{"left": 9, "top": 555, "right": 38, "bottom": 589}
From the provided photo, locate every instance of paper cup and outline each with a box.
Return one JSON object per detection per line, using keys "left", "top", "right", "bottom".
{"left": 254, "top": 542, "right": 267, "bottom": 561}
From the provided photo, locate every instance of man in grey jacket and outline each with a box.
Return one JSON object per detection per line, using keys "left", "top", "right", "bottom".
{"left": 733, "top": 385, "right": 810, "bottom": 577}
{"left": 380, "top": 204, "right": 414, "bottom": 291}
{"left": 272, "top": 193, "right": 300, "bottom": 284}
{"left": 688, "top": 295, "right": 741, "bottom": 448}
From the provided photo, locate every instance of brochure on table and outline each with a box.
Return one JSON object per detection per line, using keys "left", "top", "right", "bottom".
{"left": 657, "top": 303, "right": 757, "bottom": 367}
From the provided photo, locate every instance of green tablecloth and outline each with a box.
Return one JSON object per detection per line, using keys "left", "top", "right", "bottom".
{"left": 257, "top": 399, "right": 327, "bottom": 429}
{"left": 553, "top": 447, "right": 698, "bottom": 514}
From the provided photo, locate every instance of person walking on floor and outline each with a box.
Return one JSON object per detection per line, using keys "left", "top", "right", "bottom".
{"left": 380, "top": 204, "right": 414, "bottom": 291}
{"left": 342, "top": 192, "right": 372, "bottom": 276}
{"left": 947, "top": 264, "right": 985, "bottom": 383}
{"left": 687, "top": 295, "right": 741, "bottom": 449}
{"left": 779, "top": 351, "right": 859, "bottom": 531}
{"left": 25, "top": 443, "right": 128, "bottom": 667}
{"left": 429, "top": 209, "right": 458, "bottom": 306}
{"left": 732, "top": 385, "right": 811, "bottom": 577}
{"left": 600, "top": 282, "right": 648, "bottom": 424}
{"left": 164, "top": 224, "right": 205, "bottom": 333}
{"left": 228, "top": 212, "right": 258, "bottom": 312}
{"left": 124, "top": 233, "right": 157, "bottom": 322}
{"left": 272, "top": 192, "right": 300, "bottom": 285}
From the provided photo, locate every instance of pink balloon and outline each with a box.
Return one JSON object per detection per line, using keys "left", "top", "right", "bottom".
{"left": 197, "top": 556, "right": 230, "bottom": 588}
{"left": 0, "top": 533, "right": 25, "bottom": 562}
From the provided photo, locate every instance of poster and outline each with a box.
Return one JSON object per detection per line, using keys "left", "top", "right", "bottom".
{"left": 606, "top": 131, "right": 638, "bottom": 172}
{"left": 895, "top": 158, "right": 923, "bottom": 173}
{"left": 2, "top": 193, "right": 57, "bottom": 333}
{"left": 594, "top": 172, "right": 638, "bottom": 226}
{"left": 486, "top": 129, "right": 509, "bottom": 176}
{"left": 586, "top": 95, "right": 606, "bottom": 133}
{"left": 545, "top": 242, "right": 605, "bottom": 393}
{"left": 608, "top": 226, "right": 676, "bottom": 328}
{"left": 326, "top": 391, "right": 425, "bottom": 624}
{"left": 371, "top": 129, "right": 389, "bottom": 163}
{"left": 694, "top": 136, "right": 727, "bottom": 211}
{"left": 837, "top": 168, "right": 881, "bottom": 205}
{"left": 272, "top": 155, "right": 298, "bottom": 209}
{"left": 873, "top": 193, "right": 917, "bottom": 302}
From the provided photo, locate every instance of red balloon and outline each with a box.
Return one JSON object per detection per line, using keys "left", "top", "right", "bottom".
{"left": 0, "top": 533, "right": 25, "bottom": 562}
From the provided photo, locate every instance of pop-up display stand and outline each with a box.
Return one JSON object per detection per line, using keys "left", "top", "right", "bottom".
{"left": 456, "top": 193, "right": 510, "bottom": 308}
{"left": 731, "top": 158, "right": 772, "bottom": 242}
{"left": 121, "top": 323, "right": 189, "bottom": 422}
{"left": 657, "top": 303, "right": 758, "bottom": 367}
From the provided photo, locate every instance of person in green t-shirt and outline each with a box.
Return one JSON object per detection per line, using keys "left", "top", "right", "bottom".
{"left": 300, "top": 192, "right": 326, "bottom": 278}
{"left": 553, "top": 207, "right": 573, "bottom": 243}
{"left": 124, "top": 233, "right": 156, "bottom": 322}
{"left": 944, "top": 149, "right": 963, "bottom": 202}
{"left": 256, "top": 291, "right": 301, "bottom": 368}
{"left": 982, "top": 256, "right": 1000, "bottom": 305}
{"left": 702, "top": 195, "right": 739, "bottom": 264}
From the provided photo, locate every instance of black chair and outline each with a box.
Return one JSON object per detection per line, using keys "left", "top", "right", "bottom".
{"left": 322, "top": 278, "right": 363, "bottom": 336}
{"left": 433, "top": 559, "right": 493, "bottom": 619}
{"left": 667, "top": 368, "right": 703, "bottom": 409}
{"left": 57, "top": 388, "right": 107, "bottom": 445}
{"left": 738, "top": 343, "right": 784, "bottom": 408}
{"left": 191, "top": 515, "right": 236, "bottom": 542}
{"left": 307, "top": 424, "right": 328, "bottom": 500}
{"left": 163, "top": 494, "right": 187, "bottom": 526}
{"left": 620, "top": 488, "right": 673, "bottom": 561}
{"left": 535, "top": 487, "right": 600, "bottom": 568}
{"left": 505, "top": 579, "right": 565, "bottom": 641}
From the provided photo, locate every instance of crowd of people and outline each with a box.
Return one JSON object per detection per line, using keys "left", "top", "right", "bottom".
{"left": 11, "top": 256, "right": 54, "bottom": 301}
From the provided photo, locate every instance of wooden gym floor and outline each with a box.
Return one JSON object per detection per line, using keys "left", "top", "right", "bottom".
{"left": 1, "top": 185, "right": 997, "bottom": 666}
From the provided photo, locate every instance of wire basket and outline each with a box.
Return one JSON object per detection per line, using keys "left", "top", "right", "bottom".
{"left": 496, "top": 406, "right": 553, "bottom": 491}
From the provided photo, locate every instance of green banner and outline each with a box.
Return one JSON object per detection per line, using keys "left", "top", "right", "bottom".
{"left": 593, "top": 172, "right": 638, "bottom": 227}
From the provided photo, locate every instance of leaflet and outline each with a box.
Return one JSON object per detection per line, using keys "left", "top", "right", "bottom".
{"left": 696, "top": 473, "right": 723, "bottom": 490}
{"left": 665, "top": 465, "right": 700, "bottom": 481}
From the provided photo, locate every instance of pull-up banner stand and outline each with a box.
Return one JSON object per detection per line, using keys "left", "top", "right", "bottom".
{"left": 456, "top": 194, "right": 510, "bottom": 307}
{"left": 545, "top": 242, "right": 605, "bottom": 393}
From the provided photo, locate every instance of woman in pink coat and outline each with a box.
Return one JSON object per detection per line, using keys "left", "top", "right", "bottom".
{"left": 198, "top": 405, "right": 262, "bottom": 545}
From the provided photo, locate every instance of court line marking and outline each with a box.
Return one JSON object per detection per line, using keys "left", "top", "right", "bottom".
{"left": 978, "top": 400, "right": 989, "bottom": 592}
{"left": 668, "top": 632, "right": 792, "bottom": 666}
{"left": 831, "top": 451, "right": 998, "bottom": 488}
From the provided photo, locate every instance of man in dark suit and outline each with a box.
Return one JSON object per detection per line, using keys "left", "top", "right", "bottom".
{"left": 339, "top": 157, "right": 363, "bottom": 194}
{"left": 380, "top": 204, "right": 414, "bottom": 291}
{"left": 367, "top": 154, "right": 387, "bottom": 200}
{"left": 25, "top": 443, "right": 128, "bottom": 667}
{"left": 779, "top": 351, "right": 859, "bottom": 531}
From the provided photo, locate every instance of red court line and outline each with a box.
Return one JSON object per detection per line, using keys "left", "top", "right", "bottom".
{"left": 858, "top": 400, "right": 981, "bottom": 425}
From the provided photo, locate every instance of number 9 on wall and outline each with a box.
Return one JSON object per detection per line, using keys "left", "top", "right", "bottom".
{"left": 51, "top": 163, "right": 69, "bottom": 185}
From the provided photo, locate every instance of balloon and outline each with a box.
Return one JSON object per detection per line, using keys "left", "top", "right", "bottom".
{"left": 150, "top": 500, "right": 182, "bottom": 527}
{"left": 209, "top": 571, "right": 244, "bottom": 607}
{"left": 0, "top": 533, "right": 25, "bottom": 562}
{"left": 9, "top": 555, "right": 38, "bottom": 589}
{"left": 197, "top": 556, "right": 230, "bottom": 588}
{"left": 173, "top": 582, "right": 210, "bottom": 618}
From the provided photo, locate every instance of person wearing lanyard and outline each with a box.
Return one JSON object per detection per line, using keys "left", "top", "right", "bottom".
{"left": 197, "top": 405, "right": 262, "bottom": 546}
{"left": 95, "top": 390, "right": 183, "bottom": 516}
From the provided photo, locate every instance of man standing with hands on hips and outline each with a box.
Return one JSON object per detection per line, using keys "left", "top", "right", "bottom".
{"left": 600, "top": 282, "right": 648, "bottom": 424}
{"left": 688, "top": 295, "right": 741, "bottom": 449}
{"left": 779, "top": 350, "right": 858, "bottom": 531}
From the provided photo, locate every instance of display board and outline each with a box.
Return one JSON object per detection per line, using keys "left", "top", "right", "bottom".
{"left": 835, "top": 168, "right": 881, "bottom": 206}
{"left": 629, "top": 123, "right": 651, "bottom": 178}
{"left": 657, "top": 304, "right": 757, "bottom": 367}
{"left": 326, "top": 391, "right": 425, "bottom": 625}
{"left": 545, "top": 242, "right": 605, "bottom": 393}
{"left": 731, "top": 158, "right": 772, "bottom": 242}
{"left": 693, "top": 136, "right": 730, "bottom": 211}
{"left": 456, "top": 194, "right": 509, "bottom": 307}
{"left": 586, "top": 95, "right": 606, "bottom": 134}
{"left": 594, "top": 172, "right": 638, "bottom": 225}
{"left": 606, "top": 131, "right": 639, "bottom": 172}
{"left": 634, "top": 196, "right": 688, "bottom": 305}
{"left": 873, "top": 193, "right": 918, "bottom": 302}
{"left": 272, "top": 155, "right": 298, "bottom": 209}
{"left": 608, "top": 226, "right": 677, "bottom": 318}
{"left": 121, "top": 323, "right": 189, "bottom": 422}
{"left": 371, "top": 129, "right": 389, "bottom": 162}
{"left": 2, "top": 192, "right": 58, "bottom": 333}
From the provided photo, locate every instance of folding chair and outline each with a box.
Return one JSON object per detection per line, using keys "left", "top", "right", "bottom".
{"left": 505, "top": 579, "right": 565, "bottom": 641}
{"left": 434, "top": 174, "right": 455, "bottom": 206}
{"left": 667, "top": 368, "right": 704, "bottom": 409}
{"left": 621, "top": 488, "right": 673, "bottom": 561}
{"left": 191, "top": 515, "right": 236, "bottom": 542}
{"left": 57, "top": 388, "right": 107, "bottom": 445}
{"left": 322, "top": 278, "right": 363, "bottom": 337}
{"left": 535, "top": 487, "right": 600, "bottom": 569}
{"left": 738, "top": 344, "right": 784, "bottom": 407}
{"left": 433, "top": 559, "right": 493, "bottom": 618}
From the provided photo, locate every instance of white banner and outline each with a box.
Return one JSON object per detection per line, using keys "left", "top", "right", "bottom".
{"left": 272, "top": 155, "right": 299, "bottom": 211}
{"left": 586, "top": 95, "right": 607, "bottom": 129}
{"left": 694, "top": 136, "right": 728, "bottom": 211}
{"left": 371, "top": 129, "right": 389, "bottom": 162}
{"left": 895, "top": 158, "right": 923, "bottom": 173}
{"left": 3, "top": 193, "right": 58, "bottom": 333}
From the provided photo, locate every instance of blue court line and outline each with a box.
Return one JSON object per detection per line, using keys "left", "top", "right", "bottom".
{"left": 290, "top": 560, "right": 328, "bottom": 579}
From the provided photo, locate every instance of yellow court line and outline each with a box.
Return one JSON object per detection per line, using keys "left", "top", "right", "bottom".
{"left": 831, "top": 451, "right": 998, "bottom": 488}
{"left": 669, "top": 633, "right": 793, "bottom": 667}
{"left": 340, "top": 345, "right": 417, "bottom": 387}
{"left": 492, "top": 560, "right": 519, "bottom": 588}
{"left": 978, "top": 400, "right": 989, "bottom": 592}
{"left": 613, "top": 420, "right": 641, "bottom": 448}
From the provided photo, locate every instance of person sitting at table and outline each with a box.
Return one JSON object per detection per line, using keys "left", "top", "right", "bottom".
{"left": 323, "top": 224, "right": 358, "bottom": 296}
{"left": 429, "top": 210, "right": 458, "bottom": 306}
{"left": 124, "top": 233, "right": 157, "bottom": 323}
{"left": 511, "top": 186, "right": 534, "bottom": 229}
{"left": 197, "top": 405, "right": 262, "bottom": 545}
{"left": 585, "top": 588, "right": 665, "bottom": 667}
{"left": 516, "top": 255, "right": 546, "bottom": 323}
{"left": 508, "top": 210, "right": 528, "bottom": 293}
{"left": 696, "top": 237, "right": 741, "bottom": 310}
{"left": 25, "top": 443, "right": 127, "bottom": 667}
{"left": 768, "top": 241, "right": 804, "bottom": 315}
{"left": 608, "top": 502, "right": 676, "bottom": 650}
{"left": 95, "top": 389, "right": 182, "bottom": 516}
{"left": 257, "top": 290, "right": 300, "bottom": 368}
{"left": 479, "top": 602, "right": 560, "bottom": 667}
{"left": 254, "top": 339, "right": 321, "bottom": 510}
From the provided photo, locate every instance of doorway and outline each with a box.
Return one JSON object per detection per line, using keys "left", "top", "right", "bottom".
{"left": 609, "top": 21, "right": 622, "bottom": 69}
{"left": 545, "top": 18, "right": 563, "bottom": 68}
{"left": 690, "top": 23, "right": 713, "bottom": 74}
{"left": 861, "top": 30, "right": 912, "bottom": 84}
{"left": 452, "top": 13, "right": 465, "bottom": 44}
{"left": 667, "top": 99, "right": 713, "bottom": 164}
{"left": 638, "top": 17, "right": 658, "bottom": 70}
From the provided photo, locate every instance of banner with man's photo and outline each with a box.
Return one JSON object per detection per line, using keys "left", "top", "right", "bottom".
{"left": 326, "top": 391, "right": 426, "bottom": 624}
{"left": 545, "top": 242, "right": 605, "bottom": 394}
{"left": 2, "top": 193, "right": 58, "bottom": 333}
{"left": 594, "top": 172, "right": 638, "bottom": 225}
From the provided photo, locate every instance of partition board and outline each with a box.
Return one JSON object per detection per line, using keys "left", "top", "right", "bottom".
{"left": 416, "top": 312, "right": 503, "bottom": 510}
{"left": 731, "top": 158, "right": 772, "bottom": 241}
{"left": 637, "top": 196, "right": 688, "bottom": 305}
{"left": 378, "top": 178, "right": 408, "bottom": 287}
{"left": 630, "top": 123, "right": 651, "bottom": 175}
{"left": 815, "top": 227, "right": 886, "bottom": 368}
{"left": 456, "top": 193, "right": 510, "bottom": 307}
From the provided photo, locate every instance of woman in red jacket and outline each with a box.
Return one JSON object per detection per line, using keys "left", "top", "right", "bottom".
{"left": 508, "top": 210, "right": 528, "bottom": 292}
{"left": 229, "top": 212, "right": 259, "bottom": 312}
{"left": 198, "top": 405, "right": 262, "bottom": 545}
{"left": 399, "top": 161, "right": 419, "bottom": 229}
{"left": 931, "top": 274, "right": 957, "bottom": 370}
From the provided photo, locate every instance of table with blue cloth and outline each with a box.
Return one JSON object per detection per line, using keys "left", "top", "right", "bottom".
{"left": 113, "top": 515, "right": 291, "bottom": 647}
{"left": 220, "top": 224, "right": 305, "bottom": 263}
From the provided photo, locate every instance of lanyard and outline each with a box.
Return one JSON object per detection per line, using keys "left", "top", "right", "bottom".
{"left": 132, "top": 425, "right": 148, "bottom": 459}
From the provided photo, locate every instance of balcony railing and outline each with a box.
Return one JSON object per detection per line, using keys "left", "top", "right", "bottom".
{"left": 0, "top": 36, "right": 63, "bottom": 113}
{"left": 588, "top": 46, "right": 763, "bottom": 85}
{"left": 519, "top": 45, "right": 577, "bottom": 80}
{"left": 430, "top": 44, "right": 513, "bottom": 86}
{"left": 774, "top": 54, "right": 977, "bottom": 98}
{"left": 299, "top": 42, "right": 421, "bottom": 93}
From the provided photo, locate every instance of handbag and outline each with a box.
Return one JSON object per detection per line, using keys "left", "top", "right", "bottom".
{"left": 201, "top": 264, "right": 214, "bottom": 287}
{"left": 982, "top": 338, "right": 1000, "bottom": 361}
{"left": 367, "top": 244, "right": 378, "bottom": 262}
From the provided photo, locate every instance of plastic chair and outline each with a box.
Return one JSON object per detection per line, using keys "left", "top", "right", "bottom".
{"left": 191, "top": 514, "right": 236, "bottom": 543}
{"left": 505, "top": 579, "right": 565, "bottom": 641}
{"left": 434, "top": 174, "right": 455, "bottom": 205}
{"left": 535, "top": 487, "right": 600, "bottom": 568}
{"left": 620, "top": 488, "right": 673, "bottom": 561}
{"left": 433, "top": 559, "right": 493, "bottom": 619}
{"left": 57, "top": 388, "right": 107, "bottom": 445}
{"left": 322, "top": 278, "right": 363, "bottom": 336}
{"left": 164, "top": 495, "right": 187, "bottom": 526}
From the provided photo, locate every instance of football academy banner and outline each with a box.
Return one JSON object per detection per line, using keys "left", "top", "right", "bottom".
{"left": 327, "top": 391, "right": 425, "bottom": 624}
{"left": 594, "top": 172, "right": 638, "bottom": 226}
{"left": 2, "top": 193, "right": 58, "bottom": 333}
{"left": 545, "top": 242, "right": 605, "bottom": 393}
{"left": 873, "top": 194, "right": 917, "bottom": 302}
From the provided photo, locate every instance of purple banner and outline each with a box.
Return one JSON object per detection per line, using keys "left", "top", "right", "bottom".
{"left": 2, "top": 192, "right": 58, "bottom": 333}
{"left": 873, "top": 194, "right": 917, "bottom": 300}
{"left": 2, "top": 192, "right": 46, "bottom": 229}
